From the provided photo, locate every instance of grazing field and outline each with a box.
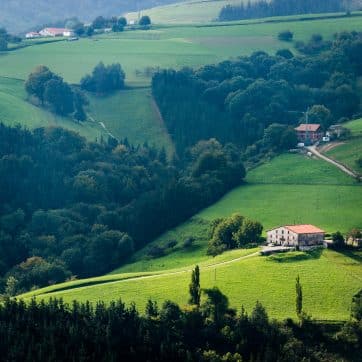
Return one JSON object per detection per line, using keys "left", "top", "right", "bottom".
{"left": 1, "top": 15, "right": 362, "bottom": 86}
{"left": 0, "top": 77, "right": 105, "bottom": 140}
{"left": 126, "top": 0, "right": 248, "bottom": 24}
{"left": 87, "top": 88, "right": 174, "bottom": 153}
{"left": 114, "top": 153, "right": 361, "bottom": 273}
{"left": 19, "top": 248, "right": 362, "bottom": 321}
{"left": 325, "top": 118, "right": 362, "bottom": 175}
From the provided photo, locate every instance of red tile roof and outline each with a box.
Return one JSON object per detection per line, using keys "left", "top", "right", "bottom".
{"left": 295, "top": 124, "right": 321, "bottom": 132}
{"left": 285, "top": 224, "right": 325, "bottom": 234}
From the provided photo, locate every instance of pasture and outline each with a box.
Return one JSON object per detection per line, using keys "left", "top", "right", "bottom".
{"left": 19, "top": 248, "right": 362, "bottom": 321}
{"left": 0, "top": 77, "right": 105, "bottom": 140}
{"left": 325, "top": 118, "right": 362, "bottom": 175}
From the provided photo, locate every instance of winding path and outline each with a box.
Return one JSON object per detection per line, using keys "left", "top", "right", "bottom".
{"left": 307, "top": 145, "right": 361, "bottom": 180}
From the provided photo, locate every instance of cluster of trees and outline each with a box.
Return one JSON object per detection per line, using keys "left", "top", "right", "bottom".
{"left": 219, "top": 0, "right": 345, "bottom": 22}
{"left": 207, "top": 214, "right": 263, "bottom": 256}
{"left": 25, "top": 66, "right": 87, "bottom": 120}
{"left": 80, "top": 62, "right": 126, "bottom": 93}
{"left": 0, "top": 125, "right": 245, "bottom": 294}
{"left": 0, "top": 27, "right": 21, "bottom": 51}
{"left": 0, "top": 269, "right": 361, "bottom": 361}
{"left": 152, "top": 32, "right": 362, "bottom": 156}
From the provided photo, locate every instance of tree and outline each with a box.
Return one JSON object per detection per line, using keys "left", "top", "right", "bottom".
{"left": 332, "top": 231, "right": 345, "bottom": 248}
{"left": 296, "top": 275, "right": 303, "bottom": 319}
{"left": 276, "top": 49, "right": 294, "bottom": 59}
{"left": 189, "top": 265, "right": 201, "bottom": 306}
{"left": 25, "top": 65, "right": 54, "bottom": 104}
{"left": 278, "top": 30, "right": 293, "bottom": 42}
{"left": 139, "top": 15, "right": 151, "bottom": 27}
{"left": 118, "top": 17, "right": 127, "bottom": 27}
{"left": 351, "top": 289, "right": 362, "bottom": 321}
{"left": 308, "top": 105, "right": 332, "bottom": 130}
{"left": 233, "top": 218, "right": 263, "bottom": 247}
{"left": 0, "top": 37, "right": 8, "bottom": 51}
{"left": 202, "top": 287, "right": 229, "bottom": 325}
{"left": 43, "top": 78, "right": 74, "bottom": 115}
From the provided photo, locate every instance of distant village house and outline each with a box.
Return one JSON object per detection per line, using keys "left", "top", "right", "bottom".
{"left": 295, "top": 124, "right": 323, "bottom": 144}
{"left": 39, "top": 28, "right": 74, "bottom": 37}
{"left": 267, "top": 224, "right": 325, "bottom": 247}
{"left": 25, "top": 32, "right": 41, "bottom": 39}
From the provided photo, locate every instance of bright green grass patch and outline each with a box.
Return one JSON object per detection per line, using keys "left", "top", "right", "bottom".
{"left": 246, "top": 153, "right": 356, "bottom": 185}
{"left": 19, "top": 249, "right": 362, "bottom": 321}
{"left": 326, "top": 138, "right": 362, "bottom": 174}
{"left": 87, "top": 88, "right": 174, "bottom": 154}
{"left": 127, "top": 0, "right": 249, "bottom": 24}
{"left": 345, "top": 118, "right": 362, "bottom": 137}
{"left": 0, "top": 77, "right": 105, "bottom": 141}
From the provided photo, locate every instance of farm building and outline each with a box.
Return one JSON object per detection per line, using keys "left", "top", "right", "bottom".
{"left": 39, "top": 28, "right": 74, "bottom": 37}
{"left": 25, "top": 32, "right": 40, "bottom": 39}
{"left": 295, "top": 124, "right": 323, "bottom": 144}
{"left": 267, "top": 224, "right": 325, "bottom": 247}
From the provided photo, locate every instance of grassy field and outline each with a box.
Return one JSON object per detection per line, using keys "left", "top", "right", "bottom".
{"left": 113, "top": 153, "right": 361, "bottom": 273}
{"left": 325, "top": 118, "right": 362, "bottom": 175}
{"left": 0, "top": 77, "right": 105, "bottom": 140}
{"left": 126, "top": 0, "right": 248, "bottom": 24}
{"left": 19, "top": 248, "right": 362, "bottom": 321}
{"left": 87, "top": 88, "right": 174, "bottom": 153}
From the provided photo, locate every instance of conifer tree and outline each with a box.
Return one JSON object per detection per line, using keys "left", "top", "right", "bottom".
{"left": 189, "top": 265, "right": 201, "bottom": 306}
{"left": 296, "top": 275, "right": 303, "bottom": 318}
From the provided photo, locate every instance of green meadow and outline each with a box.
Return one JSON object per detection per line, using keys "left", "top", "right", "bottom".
{"left": 0, "top": 77, "right": 105, "bottom": 140}
{"left": 325, "top": 118, "right": 362, "bottom": 175}
{"left": 19, "top": 248, "right": 362, "bottom": 321}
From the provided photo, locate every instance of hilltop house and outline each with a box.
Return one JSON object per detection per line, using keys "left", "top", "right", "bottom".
{"left": 295, "top": 124, "right": 323, "bottom": 144}
{"left": 267, "top": 224, "right": 325, "bottom": 247}
{"left": 39, "top": 28, "right": 74, "bottom": 37}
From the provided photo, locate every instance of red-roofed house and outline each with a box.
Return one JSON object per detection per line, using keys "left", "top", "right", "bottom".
{"left": 267, "top": 224, "right": 325, "bottom": 247}
{"left": 295, "top": 123, "right": 323, "bottom": 144}
{"left": 39, "top": 28, "right": 74, "bottom": 37}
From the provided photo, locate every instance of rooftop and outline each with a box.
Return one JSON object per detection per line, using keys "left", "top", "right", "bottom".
{"left": 295, "top": 124, "right": 321, "bottom": 132}
{"left": 285, "top": 224, "right": 325, "bottom": 234}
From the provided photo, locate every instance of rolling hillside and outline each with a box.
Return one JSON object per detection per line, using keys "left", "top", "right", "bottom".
{"left": 324, "top": 118, "right": 362, "bottom": 175}
{"left": 18, "top": 152, "right": 362, "bottom": 321}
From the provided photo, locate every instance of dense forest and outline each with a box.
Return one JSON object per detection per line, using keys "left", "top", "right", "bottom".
{"left": 218, "top": 0, "right": 346, "bottom": 22}
{"left": 0, "top": 275, "right": 361, "bottom": 361}
{"left": 0, "top": 0, "right": 179, "bottom": 33}
{"left": 152, "top": 31, "right": 362, "bottom": 154}
{"left": 0, "top": 125, "right": 244, "bottom": 295}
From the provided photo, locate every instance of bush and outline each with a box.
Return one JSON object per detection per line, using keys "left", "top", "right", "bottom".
{"left": 147, "top": 246, "right": 165, "bottom": 259}
{"left": 183, "top": 237, "right": 195, "bottom": 248}
{"left": 278, "top": 30, "right": 293, "bottom": 41}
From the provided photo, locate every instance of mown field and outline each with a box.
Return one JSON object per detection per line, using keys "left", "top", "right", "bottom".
{"left": 19, "top": 248, "right": 362, "bottom": 321}
{"left": 18, "top": 152, "right": 362, "bottom": 321}
{"left": 325, "top": 118, "right": 362, "bottom": 175}
{"left": 86, "top": 88, "right": 174, "bottom": 153}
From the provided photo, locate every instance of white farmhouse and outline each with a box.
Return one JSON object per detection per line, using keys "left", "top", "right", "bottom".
{"left": 25, "top": 32, "right": 40, "bottom": 39}
{"left": 267, "top": 224, "right": 325, "bottom": 247}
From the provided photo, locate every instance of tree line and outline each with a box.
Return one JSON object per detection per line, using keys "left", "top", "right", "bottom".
{"left": 219, "top": 0, "right": 345, "bottom": 22}
{"left": 0, "top": 125, "right": 245, "bottom": 295}
{"left": 152, "top": 31, "right": 362, "bottom": 157}
{"left": 0, "top": 269, "right": 361, "bottom": 361}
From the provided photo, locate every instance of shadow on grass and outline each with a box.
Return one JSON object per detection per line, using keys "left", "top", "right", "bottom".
{"left": 267, "top": 248, "right": 323, "bottom": 263}
{"left": 334, "top": 249, "right": 362, "bottom": 263}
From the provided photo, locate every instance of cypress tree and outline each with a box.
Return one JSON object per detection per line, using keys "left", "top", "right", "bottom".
{"left": 296, "top": 275, "right": 303, "bottom": 318}
{"left": 189, "top": 265, "right": 201, "bottom": 306}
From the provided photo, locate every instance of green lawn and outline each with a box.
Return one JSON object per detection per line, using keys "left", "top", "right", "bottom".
{"left": 0, "top": 77, "right": 105, "bottom": 141}
{"left": 19, "top": 249, "right": 362, "bottom": 321}
{"left": 325, "top": 118, "right": 362, "bottom": 175}
{"left": 87, "top": 88, "right": 174, "bottom": 154}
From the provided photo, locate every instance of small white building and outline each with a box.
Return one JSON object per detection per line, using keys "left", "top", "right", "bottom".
{"left": 267, "top": 224, "right": 325, "bottom": 247}
{"left": 39, "top": 28, "right": 73, "bottom": 37}
{"left": 25, "top": 32, "right": 41, "bottom": 39}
